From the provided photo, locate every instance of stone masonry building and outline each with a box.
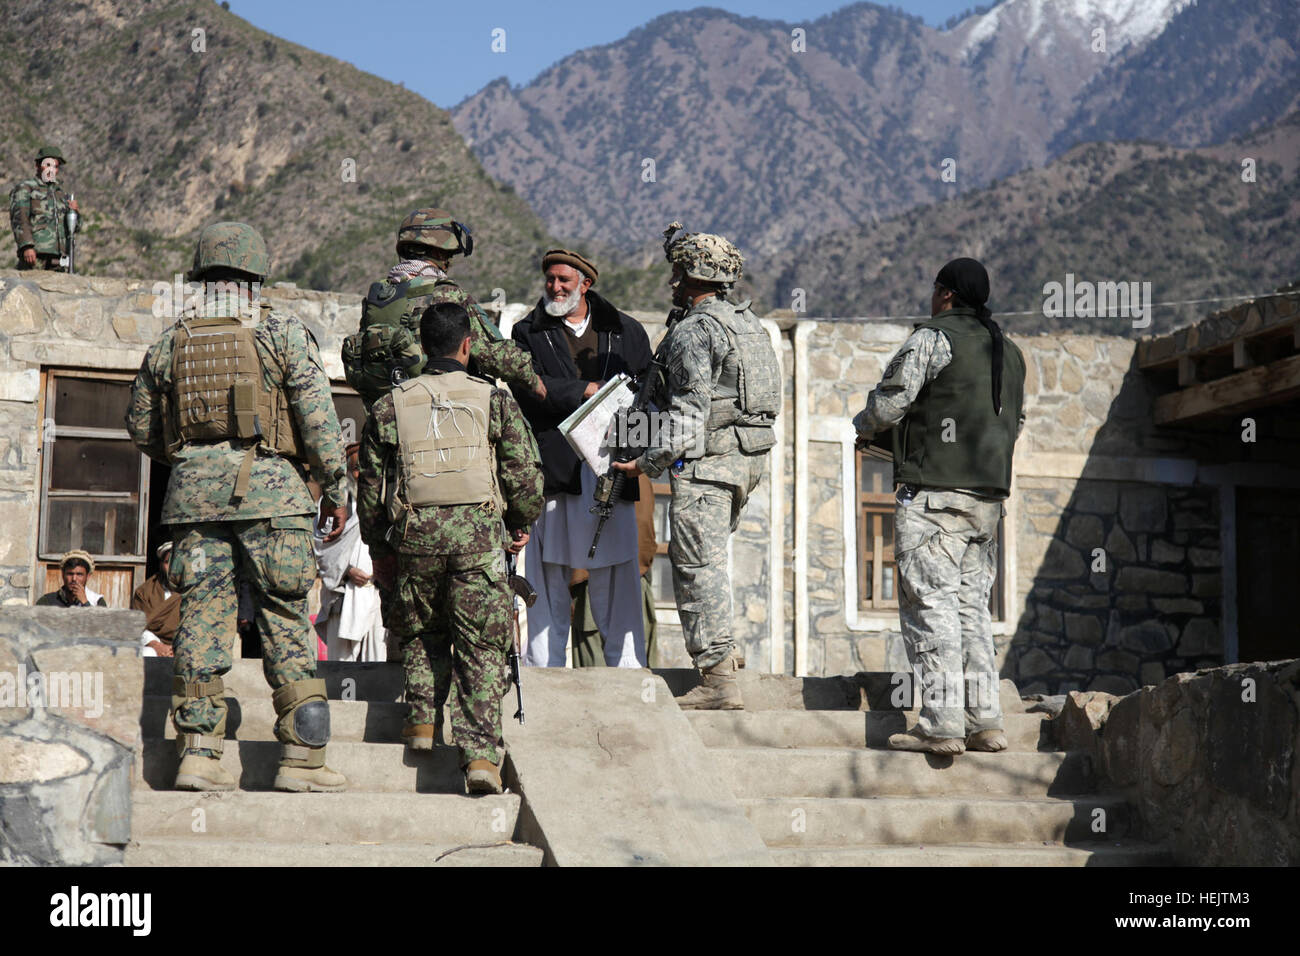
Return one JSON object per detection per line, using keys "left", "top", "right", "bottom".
{"left": 1, "top": 268, "right": 1295, "bottom": 694}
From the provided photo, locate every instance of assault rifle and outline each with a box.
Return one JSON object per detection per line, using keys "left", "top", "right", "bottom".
{"left": 587, "top": 360, "right": 663, "bottom": 559}
{"left": 506, "top": 552, "right": 534, "bottom": 724}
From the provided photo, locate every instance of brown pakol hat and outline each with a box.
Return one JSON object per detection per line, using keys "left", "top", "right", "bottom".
{"left": 60, "top": 549, "right": 94, "bottom": 573}
{"left": 541, "top": 249, "right": 598, "bottom": 285}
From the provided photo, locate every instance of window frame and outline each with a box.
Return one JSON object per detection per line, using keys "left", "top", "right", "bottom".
{"left": 856, "top": 450, "right": 898, "bottom": 610}
{"left": 37, "top": 368, "right": 150, "bottom": 567}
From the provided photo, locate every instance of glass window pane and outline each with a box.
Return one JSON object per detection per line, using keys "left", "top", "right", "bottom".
{"left": 653, "top": 494, "right": 671, "bottom": 543}
{"left": 881, "top": 513, "right": 894, "bottom": 552}
{"left": 44, "top": 498, "right": 139, "bottom": 556}
{"left": 863, "top": 561, "right": 873, "bottom": 600}
{"left": 653, "top": 554, "right": 675, "bottom": 604}
{"left": 50, "top": 438, "right": 141, "bottom": 493}
{"left": 859, "top": 458, "right": 890, "bottom": 495}
{"left": 882, "top": 565, "right": 895, "bottom": 601}
{"left": 53, "top": 378, "right": 132, "bottom": 430}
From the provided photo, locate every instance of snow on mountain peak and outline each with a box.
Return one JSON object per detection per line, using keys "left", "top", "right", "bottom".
{"left": 958, "top": 0, "right": 1196, "bottom": 59}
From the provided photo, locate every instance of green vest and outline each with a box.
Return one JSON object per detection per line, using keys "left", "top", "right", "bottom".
{"left": 891, "top": 308, "right": 1025, "bottom": 496}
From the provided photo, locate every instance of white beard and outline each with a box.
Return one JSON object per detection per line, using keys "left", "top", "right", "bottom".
{"left": 544, "top": 288, "right": 583, "bottom": 318}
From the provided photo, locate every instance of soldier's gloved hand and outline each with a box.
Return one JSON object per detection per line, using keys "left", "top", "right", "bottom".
{"left": 318, "top": 502, "right": 349, "bottom": 544}
{"left": 21, "top": 248, "right": 36, "bottom": 266}
{"left": 854, "top": 431, "right": 875, "bottom": 451}
{"left": 611, "top": 459, "right": 642, "bottom": 477}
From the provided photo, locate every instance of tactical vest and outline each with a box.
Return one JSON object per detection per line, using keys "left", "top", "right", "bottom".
{"left": 164, "top": 313, "right": 307, "bottom": 499}
{"left": 693, "top": 298, "right": 780, "bottom": 455}
{"left": 890, "top": 309, "right": 1025, "bottom": 497}
{"left": 391, "top": 371, "right": 502, "bottom": 512}
{"left": 342, "top": 278, "right": 432, "bottom": 405}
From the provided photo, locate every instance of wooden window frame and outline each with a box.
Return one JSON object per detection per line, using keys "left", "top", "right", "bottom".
{"left": 37, "top": 368, "right": 150, "bottom": 567}
{"left": 854, "top": 448, "right": 1008, "bottom": 622}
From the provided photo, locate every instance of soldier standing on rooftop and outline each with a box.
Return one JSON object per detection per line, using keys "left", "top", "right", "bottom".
{"left": 9, "top": 145, "right": 79, "bottom": 271}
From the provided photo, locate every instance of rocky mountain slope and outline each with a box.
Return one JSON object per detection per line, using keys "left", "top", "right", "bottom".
{"left": 0, "top": 0, "right": 558, "bottom": 300}
{"left": 764, "top": 111, "right": 1300, "bottom": 336}
{"left": 453, "top": 0, "right": 1300, "bottom": 262}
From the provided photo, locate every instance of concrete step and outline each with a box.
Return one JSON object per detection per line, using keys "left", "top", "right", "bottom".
{"left": 655, "top": 669, "right": 1026, "bottom": 713}
{"left": 741, "top": 794, "right": 1133, "bottom": 847}
{"left": 126, "top": 837, "right": 543, "bottom": 867}
{"left": 131, "top": 789, "right": 522, "bottom": 844}
{"left": 141, "top": 694, "right": 412, "bottom": 743}
{"left": 771, "top": 842, "right": 1173, "bottom": 867}
{"left": 144, "top": 658, "right": 404, "bottom": 701}
{"left": 686, "top": 711, "right": 1052, "bottom": 751}
{"left": 138, "top": 738, "right": 465, "bottom": 793}
{"left": 716, "top": 747, "right": 1095, "bottom": 799}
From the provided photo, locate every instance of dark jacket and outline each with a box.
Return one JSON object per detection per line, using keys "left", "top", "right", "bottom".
{"left": 510, "top": 289, "right": 653, "bottom": 498}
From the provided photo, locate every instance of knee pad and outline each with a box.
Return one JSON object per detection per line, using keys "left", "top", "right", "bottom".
{"left": 272, "top": 677, "right": 330, "bottom": 748}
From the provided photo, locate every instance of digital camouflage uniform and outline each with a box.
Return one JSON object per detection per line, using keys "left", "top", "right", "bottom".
{"left": 357, "top": 361, "right": 543, "bottom": 767}
{"left": 127, "top": 224, "right": 347, "bottom": 784}
{"left": 853, "top": 310, "right": 1025, "bottom": 740}
{"left": 10, "top": 165, "right": 72, "bottom": 270}
{"left": 639, "top": 226, "right": 779, "bottom": 675}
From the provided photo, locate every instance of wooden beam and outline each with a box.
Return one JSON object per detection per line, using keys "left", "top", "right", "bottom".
{"left": 1177, "top": 355, "right": 1199, "bottom": 386}
{"left": 1154, "top": 353, "right": 1300, "bottom": 424}
{"left": 1233, "top": 338, "right": 1255, "bottom": 370}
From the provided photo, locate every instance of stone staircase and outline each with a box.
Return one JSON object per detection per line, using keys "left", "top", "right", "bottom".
{"left": 126, "top": 659, "right": 544, "bottom": 866}
{"left": 663, "top": 670, "right": 1172, "bottom": 866}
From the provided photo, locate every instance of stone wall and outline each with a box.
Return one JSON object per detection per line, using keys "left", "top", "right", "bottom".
{"left": 0, "top": 607, "right": 143, "bottom": 865}
{"left": 1056, "top": 661, "right": 1300, "bottom": 865}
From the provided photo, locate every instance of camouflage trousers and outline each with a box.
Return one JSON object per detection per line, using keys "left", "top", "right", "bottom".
{"left": 669, "top": 453, "right": 765, "bottom": 670}
{"left": 392, "top": 550, "right": 512, "bottom": 766}
{"left": 168, "top": 516, "right": 319, "bottom": 757}
{"left": 895, "top": 488, "right": 1004, "bottom": 740}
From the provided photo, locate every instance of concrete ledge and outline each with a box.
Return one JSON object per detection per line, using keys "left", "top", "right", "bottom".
{"left": 502, "top": 668, "right": 772, "bottom": 866}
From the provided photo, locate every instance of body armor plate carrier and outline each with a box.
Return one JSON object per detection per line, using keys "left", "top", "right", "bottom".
{"left": 391, "top": 371, "right": 502, "bottom": 516}
{"left": 166, "top": 315, "right": 306, "bottom": 497}
{"left": 696, "top": 299, "right": 780, "bottom": 454}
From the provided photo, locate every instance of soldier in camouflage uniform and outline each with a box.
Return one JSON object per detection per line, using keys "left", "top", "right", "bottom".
{"left": 357, "top": 301, "right": 542, "bottom": 794}
{"left": 853, "top": 258, "right": 1026, "bottom": 755}
{"left": 9, "top": 146, "right": 79, "bottom": 271}
{"left": 127, "top": 222, "right": 351, "bottom": 792}
{"left": 345, "top": 208, "right": 545, "bottom": 409}
{"left": 613, "top": 223, "right": 780, "bottom": 710}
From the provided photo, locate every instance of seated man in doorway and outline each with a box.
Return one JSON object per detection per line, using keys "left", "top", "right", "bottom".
{"left": 133, "top": 541, "right": 180, "bottom": 656}
{"left": 36, "top": 550, "right": 108, "bottom": 608}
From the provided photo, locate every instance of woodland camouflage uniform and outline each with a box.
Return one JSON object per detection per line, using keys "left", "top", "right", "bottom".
{"left": 10, "top": 146, "right": 72, "bottom": 269}
{"left": 127, "top": 222, "right": 348, "bottom": 791}
{"left": 357, "top": 359, "right": 543, "bottom": 771}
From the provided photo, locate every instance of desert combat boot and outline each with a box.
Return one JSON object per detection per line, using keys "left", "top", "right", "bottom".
{"left": 676, "top": 647, "right": 743, "bottom": 710}
{"left": 174, "top": 753, "right": 236, "bottom": 792}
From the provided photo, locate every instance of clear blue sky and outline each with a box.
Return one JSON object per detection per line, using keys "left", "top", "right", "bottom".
{"left": 225, "top": 1, "right": 981, "bottom": 108}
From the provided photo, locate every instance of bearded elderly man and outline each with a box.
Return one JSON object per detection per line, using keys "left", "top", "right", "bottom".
{"left": 509, "top": 249, "right": 652, "bottom": 667}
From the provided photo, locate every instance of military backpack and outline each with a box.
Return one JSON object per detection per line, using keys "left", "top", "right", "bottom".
{"left": 342, "top": 278, "right": 432, "bottom": 407}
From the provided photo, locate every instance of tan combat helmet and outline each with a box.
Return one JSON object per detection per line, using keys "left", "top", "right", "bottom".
{"left": 187, "top": 221, "right": 271, "bottom": 281}
{"left": 396, "top": 208, "right": 474, "bottom": 259}
{"left": 662, "top": 221, "right": 744, "bottom": 288}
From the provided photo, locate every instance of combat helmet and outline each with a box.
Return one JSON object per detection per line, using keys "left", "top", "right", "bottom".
{"left": 35, "top": 145, "right": 66, "bottom": 164}
{"left": 662, "top": 221, "right": 744, "bottom": 287}
{"left": 396, "top": 208, "right": 474, "bottom": 259}
{"left": 187, "top": 221, "right": 271, "bottom": 281}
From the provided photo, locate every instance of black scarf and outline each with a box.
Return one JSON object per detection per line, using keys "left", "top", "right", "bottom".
{"left": 937, "top": 258, "right": 1004, "bottom": 415}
